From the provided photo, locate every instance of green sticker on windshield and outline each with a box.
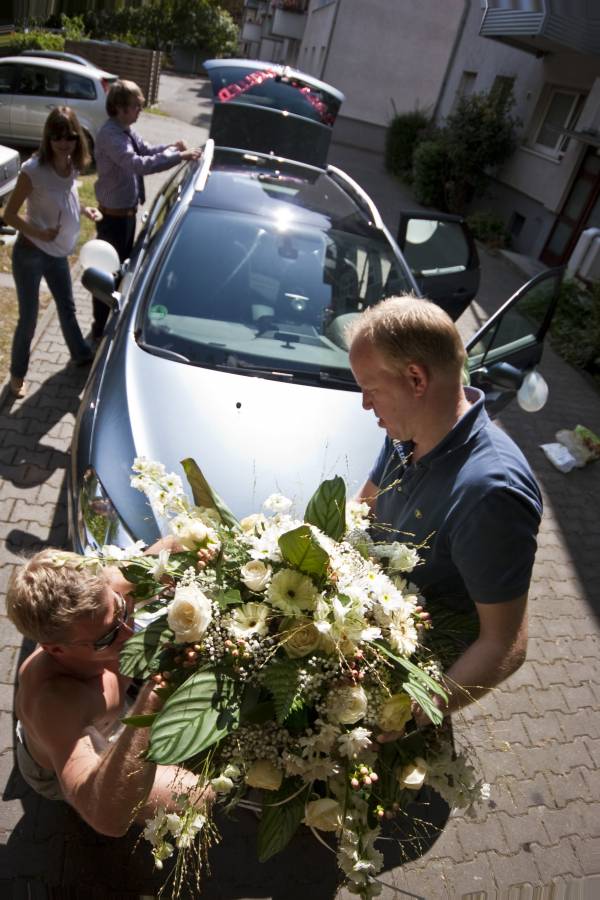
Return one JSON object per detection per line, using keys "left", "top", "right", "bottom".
{"left": 149, "top": 304, "right": 168, "bottom": 321}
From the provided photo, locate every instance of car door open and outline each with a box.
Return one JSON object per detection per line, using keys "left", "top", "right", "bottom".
{"left": 397, "top": 211, "right": 480, "bottom": 321}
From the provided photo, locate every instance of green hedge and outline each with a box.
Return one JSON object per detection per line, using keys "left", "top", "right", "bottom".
{"left": 384, "top": 110, "right": 430, "bottom": 181}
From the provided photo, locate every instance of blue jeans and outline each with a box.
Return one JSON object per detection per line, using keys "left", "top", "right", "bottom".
{"left": 10, "top": 237, "right": 91, "bottom": 379}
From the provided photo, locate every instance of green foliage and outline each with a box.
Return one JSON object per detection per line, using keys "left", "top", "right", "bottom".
{"left": 466, "top": 211, "right": 510, "bottom": 249}
{"left": 180, "top": 457, "right": 239, "bottom": 529}
{"left": 385, "top": 109, "right": 431, "bottom": 181}
{"left": 409, "top": 89, "right": 518, "bottom": 213}
{"left": 521, "top": 277, "right": 600, "bottom": 387}
{"left": 304, "top": 475, "right": 346, "bottom": 541}
{"left": 257, "top": 778, "right": 308, "bottom": 862}
{"left": 8, "top": 30, "right": 65, "bottom": 53}
{"left": 278, "top": 525, "right": 329, "bottom": 578}
{"left": 375, "top": 641, "right": 448, "bottom": 726}
{"left": 443, "top": 91, "right": 518, "bottom": 212}
{"left": 148, "top": 669, "right": 240, "bottom": 764}
{"left": 412, "top": 139, "right": 450, "bottom": 209}
{"left": 261, "top": 658, "right": 301, "bottom": 724}
{"left": 119, "top": 615, "right": 173, "bottom": 679}
{"left": 81, "top": 0, "right": 239, "bottom": 54}
{"left": 61, "top": 14, "right": 87, "bottom": 41}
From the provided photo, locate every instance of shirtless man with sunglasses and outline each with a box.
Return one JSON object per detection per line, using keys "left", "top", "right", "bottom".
{"left": 6, "top": 547, "right": 211, "bottom": 836}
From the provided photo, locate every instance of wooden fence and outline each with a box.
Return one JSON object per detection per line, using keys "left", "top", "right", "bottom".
{"left": 65, "top": 39, "right": 161, "bottom": 106}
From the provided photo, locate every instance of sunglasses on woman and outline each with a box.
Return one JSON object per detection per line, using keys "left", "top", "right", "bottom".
{"left": 49, "top": 131, "right": 79, "bottom": 142}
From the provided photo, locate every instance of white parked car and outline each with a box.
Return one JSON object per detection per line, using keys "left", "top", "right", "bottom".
{"left": 0, "top": 142, "right": 20, "bottom": 204}
{"left": 0, "top": 55, "right": 117, "bottom": 154}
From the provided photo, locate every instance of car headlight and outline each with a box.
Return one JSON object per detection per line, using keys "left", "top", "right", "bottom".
{"left": 75, "top": 467, "right": 137, "bottom": 552}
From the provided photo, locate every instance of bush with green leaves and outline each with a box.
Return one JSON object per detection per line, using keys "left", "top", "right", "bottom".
{"left": 384, "top": 109, "right": 430, "bottom": 181}
{"left": 466, "top": 211, "right": 510, "bottom": 249}
{"left": 409, "top": 89, "right": 518, "bottom": 213}
{"left": 7, "top": 29, "right": 64, "bottom": 53}
{"left": 412, "top": 138, "right": 451, "bottom": 209}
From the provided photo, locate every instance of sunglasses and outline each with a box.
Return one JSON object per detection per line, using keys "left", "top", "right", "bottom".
{"left": 91, "top": 591, "right": 129, "bottom": 651}
{"left": 49, "top": 131, "right": 78, "bottom": 142}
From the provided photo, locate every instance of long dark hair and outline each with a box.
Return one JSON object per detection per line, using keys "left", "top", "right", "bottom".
{"left": 38, "top": 106, "right": 91, "bottom": 171}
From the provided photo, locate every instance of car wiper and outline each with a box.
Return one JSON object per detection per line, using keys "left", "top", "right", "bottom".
{"left": 137, "top": 340, "right": 190, "bottom": 363}
{"left": 215, "top": 363, "right": 357, "bottom": 388}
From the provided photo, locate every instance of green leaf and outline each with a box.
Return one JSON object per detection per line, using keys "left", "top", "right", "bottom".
{"left": 119, "top": 616, "right": 173, "bottom": 679}
{"left": 403, "top": 682, "right": 444, "bottom": 726}
{"left": 261, "top": 658, "right": 301, "bottom": 724}
{"left": 180, "top": 457, "right": 239, "bottom": 530}
{"left": 257, "top": 779, "right": 308, "bottom": 862}
{"left": 374, "top": 641, "right": 448, "bottom": 700}
{"left": 216, "top": 587, "right": 242, "bottom": 607}
{"left": 278, "top": 525, "right": 329, "bottom": 578}
{"left": 147, "top": 669, "right": 239, "bottom": 764}
{"left": 122, "top": 713, "right": 157, "bottom": 728}
{"left": 304, "top": 476, "right": 346, "bottom": 541}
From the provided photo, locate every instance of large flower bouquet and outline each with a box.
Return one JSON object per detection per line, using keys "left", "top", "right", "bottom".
{"left": 91, "top": 457, "right": 489, "bottom": 898}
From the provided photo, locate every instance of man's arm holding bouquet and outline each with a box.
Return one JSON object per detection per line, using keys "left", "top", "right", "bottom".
{"left": 32, "top": 677, "right": 210, "bottom": 837}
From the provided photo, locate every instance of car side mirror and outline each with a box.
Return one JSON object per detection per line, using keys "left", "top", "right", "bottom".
{"left": 81, "top": 267, "right": 121, "bottom": 312}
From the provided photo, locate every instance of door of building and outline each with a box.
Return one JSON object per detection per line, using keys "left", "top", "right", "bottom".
{"left": 541, "top": 146, "right": 600, "bottom": 265}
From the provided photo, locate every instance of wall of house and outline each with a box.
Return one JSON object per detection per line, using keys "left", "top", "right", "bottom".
{"left": 437, "top": 0, "right": 600, "bottom": 256}
{"left": 298, "top": 0, "right": 466, "bottom": 151}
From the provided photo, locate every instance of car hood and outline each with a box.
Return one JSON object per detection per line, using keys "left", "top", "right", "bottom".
{"left": 90, "top": 336, "right": 383, "bottom": 542}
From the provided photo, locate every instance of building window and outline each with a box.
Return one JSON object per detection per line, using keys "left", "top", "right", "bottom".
{"left": 452, "top": 71, "right": 477, "bottom": 112}
{"left": 491, "top": 75, "right": 515, "bottom": 106}
{"left": 532, "top": 88, "right": 587, "bottom": 157}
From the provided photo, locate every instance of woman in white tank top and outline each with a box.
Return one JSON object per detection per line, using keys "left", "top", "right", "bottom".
{"left": 3, "top": 106, "right": 102, "bottom": 398}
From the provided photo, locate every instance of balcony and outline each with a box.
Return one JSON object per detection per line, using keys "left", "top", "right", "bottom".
{"left": 271, "top": 1, "right": 308, "bottom": 40}
{"left": 480, "top": 1, "right": 600, "bottom": 57}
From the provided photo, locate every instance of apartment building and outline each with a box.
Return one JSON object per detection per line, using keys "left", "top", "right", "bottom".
{"left": 239, "top": 0, "right": 600, "bottom": 264}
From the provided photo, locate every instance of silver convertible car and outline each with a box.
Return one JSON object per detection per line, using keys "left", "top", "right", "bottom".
{"left": 69, "top": 60, "right": 564, "bottom": 553}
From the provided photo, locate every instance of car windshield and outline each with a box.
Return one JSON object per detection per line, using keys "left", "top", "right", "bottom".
{"left": 139, "top": 207, "right": 412, "bottom": 380}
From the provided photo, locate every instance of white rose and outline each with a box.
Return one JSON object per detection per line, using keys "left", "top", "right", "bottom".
{"left": 326, "top": 683, "right": 368, "bottom": 725}
{"left": 263, "top": 493, "right": 293, "bottom": 513}
{"left": 240, "top": 560, "right": 271, "bottom": 592}
{"left": 303, "top": 798, "right": 342, "bottom": 832}
{"left": 281, "top": 617, "right": 322, "bottom": 658}
{"left": 245, "top": 759, "right": 283, "bottom": 791}
{"left": 398, "top": 757, "right": 427, "bottom": 791}
{"left": 240, "top": 513, "right": 267, "bottom": 534}
{"left": 377, "top": 693, "right": 413, "bottom": 733}
{"left": 170, "top": 515, "right": 211, "bottom": 550}
{"left": 167, "top": 583, "right": 212, "bottom": 643}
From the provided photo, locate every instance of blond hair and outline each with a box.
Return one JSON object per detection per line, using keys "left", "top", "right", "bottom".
{"left": 349, "top": 295, "right": 466, "bottom": 379}
{"left": 6, "top": 549, "right": 107, "bottom": 644}
{"left": 106, "top": 79, "right": 144, "bottom": 117}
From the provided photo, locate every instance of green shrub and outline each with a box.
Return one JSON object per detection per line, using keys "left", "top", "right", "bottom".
{"left": 466, "top": 211, "right": 510, "bottom": 249}
{"left": 385, "top": 110, "right": 430, "bottom": 181}
{"left": 522, "top": 276, "right": 600, "bottom": 387}
{"left": 412, "top": 139, "right": 451, "bottom": 210}
{"left": 8, "top": 30, "right": 65, "bottom": 52}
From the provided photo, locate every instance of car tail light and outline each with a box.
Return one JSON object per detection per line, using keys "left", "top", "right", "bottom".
{"left": 101, "top": 77, "right": 115, "bottom": 94}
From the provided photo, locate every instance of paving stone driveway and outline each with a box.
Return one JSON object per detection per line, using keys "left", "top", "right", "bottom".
{"left": 0, "top": 116, "right": 598, "bottom": 899}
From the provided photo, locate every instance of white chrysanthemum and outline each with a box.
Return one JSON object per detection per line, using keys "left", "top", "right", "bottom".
{"left": 226, "top": 602, "right": 270, "bottom": 639}
{"left": 244, "top": 523, "right": 283, "bottom": 562}
{"left": 267, "top": 568, "right": 318, "bottom": 615}
{"left": 98, "top": 541, "right": 146, "bottom": 560}
{"left": 387, "top": 608, "right": 418, "bottom": 656}
{"left": 346, "top": 499, "right": 371, "bottom": 531}
{"left": 263, "top": 493, "right": 293, "bottom": 513}
{"left": 337, "top": 727, "right": 372, "bottom": 758}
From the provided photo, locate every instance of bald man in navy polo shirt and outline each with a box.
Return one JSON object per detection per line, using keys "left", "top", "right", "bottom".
{"left": 349, "top": 295, "right": 542, "bottom": 729}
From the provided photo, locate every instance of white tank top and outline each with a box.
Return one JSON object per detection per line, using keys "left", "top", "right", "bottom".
{"left": 21, "top": 156, "right": 81, "bottom": 258}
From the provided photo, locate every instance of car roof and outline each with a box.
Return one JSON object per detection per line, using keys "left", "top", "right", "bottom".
{"left": 190, "top": 147, "right": 378, "bottom": 234}
{"left": 18, "top": 50, "right": 95, "bottom": 67}
{"left": 0, "top": 55, "right": 116, "bottom": 80}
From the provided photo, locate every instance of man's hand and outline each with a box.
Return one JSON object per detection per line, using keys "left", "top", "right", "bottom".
{"left": 180, "top": 147, "right": 203, "bottom": 161}
{"left": 171, "top": 140, "right": 188, "bottom": 152}
{"left": 37, "top": 225, "right": 60, "bottom": 242}
{"left": 82, "top": 206, "right": 102, "bottom": 222}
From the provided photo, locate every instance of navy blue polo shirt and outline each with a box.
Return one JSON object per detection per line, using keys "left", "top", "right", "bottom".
{"left": 369, "top": 388, "right": 542, "bottom": 612}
